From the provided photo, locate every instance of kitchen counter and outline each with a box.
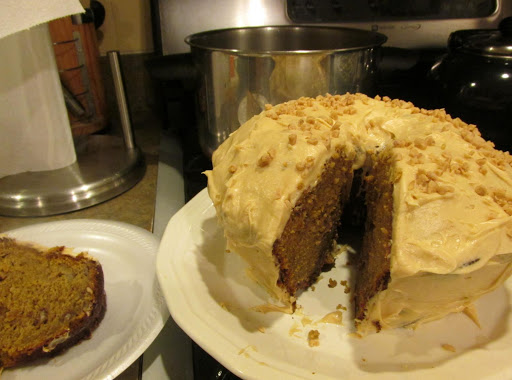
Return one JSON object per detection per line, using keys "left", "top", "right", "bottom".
{"left": 0, "top": 114, "right": 190, "bottom": 379}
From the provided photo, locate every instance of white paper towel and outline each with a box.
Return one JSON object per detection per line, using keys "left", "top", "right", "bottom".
{"left": 0, "top": 0, "right": 84, "bottom": 40}
{"left": 0, "top": 0, "right": 84, "bottom": 179}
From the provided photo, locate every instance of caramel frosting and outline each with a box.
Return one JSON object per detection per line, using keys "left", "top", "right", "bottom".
{"left": 205, "top": 93, "right": 512, "bottom": 333}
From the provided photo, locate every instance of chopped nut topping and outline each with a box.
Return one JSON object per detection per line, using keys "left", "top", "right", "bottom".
{"left": 425, "top": 136, "right": 435, "bottom": 146}
{"left": 288, "top": 133, "right": 297, "bottom": 145}
{"left": 267, "top": 110, "right": 278, "bottom": 120}
{"left": 343, "top": 106, "right": 357, "bottom": 115}
{"left": 228, "top": 165, "right": 237, "bottom": 173}
{"left": 475, "top": 185, "right": 487, "bottom": 196}
{"left": 301, "top": 156, "right": 315, "bottom": 169}
{"left": 258, "top": 149, "right": 275, "bottom": 167}
{"left": 442, "top": 344, "right": 456, "bottom": 353}
{"left": 414, "top": 168, "right": 455, "bottom": 195}
{"left": 414, "top": 137, "right": 428, "bottom": 150}
{"left": 491, "top": 189, "right": 512, "bottom": 215}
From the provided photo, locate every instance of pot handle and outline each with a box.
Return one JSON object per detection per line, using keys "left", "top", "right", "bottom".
{"left": 145, "top": 53, "right": 199, "bottom": 90}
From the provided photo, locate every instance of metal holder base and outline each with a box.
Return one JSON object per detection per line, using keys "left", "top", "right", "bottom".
{"left": 0, "top": 135, "right": 145, "bottom": 217}
{"left": 0, "top": 51, "right": 145, "bottom": 217}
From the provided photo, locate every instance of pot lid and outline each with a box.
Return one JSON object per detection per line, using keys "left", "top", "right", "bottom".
{"left": 452, "top": 17, "right": 512, "bottom": 58}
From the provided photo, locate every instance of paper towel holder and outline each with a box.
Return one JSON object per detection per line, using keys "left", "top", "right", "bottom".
{"left": 0, "top": 51, "right": 146, "bottom": 217}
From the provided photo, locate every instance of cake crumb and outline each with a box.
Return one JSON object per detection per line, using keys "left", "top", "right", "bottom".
{"left": 328, "top": 278, "right": 337, "bottom": 288}
{"left": 257, "top": 326, "right": 266, "bottom": 333}
{"left": 238, "top": 345, "right": 258, "bottom": 357}
{"left": 339, "top": 280, "right": 351, "bottom": 294}
{"left": 336, "top": 304, "right": 347, "bottom": 311}
{"left": 463, "top": 304, "right": 481, "bottom": 328}
{"left": 308, "top": 330, "right": 320, "bottom": 347}
{"left": 349, "top": 332, "right": 363, "bottom": 339}
{"left": 441, "top": 343, "right": 456, "bottom": 352}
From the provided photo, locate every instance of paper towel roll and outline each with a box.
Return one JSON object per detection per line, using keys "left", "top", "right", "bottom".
{"left": 0, "top": 23, "right": 78, "bottom": 178}
{"left": 0, "top": 0, "right": 84, "bottom": 40}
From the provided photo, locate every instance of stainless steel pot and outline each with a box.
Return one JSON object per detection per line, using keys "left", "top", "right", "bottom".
{"left": 185, "top": 26, "right": 387, "bottom": 157}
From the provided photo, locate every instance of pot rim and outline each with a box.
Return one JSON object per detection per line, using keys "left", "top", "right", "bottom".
{"left": 185, "top": 25, "right": 387, "bottom": 55}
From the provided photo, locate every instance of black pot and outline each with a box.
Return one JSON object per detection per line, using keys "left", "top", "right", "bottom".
{"left": 431, "top": 17, "right": 512, "bottom": 152}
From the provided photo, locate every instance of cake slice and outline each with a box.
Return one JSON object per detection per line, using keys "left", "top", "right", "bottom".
{"left": 205, "top": 93, "right": 512, "bottom": 334}
{"left": 0, "top": 237, "right": 106, "bottom": 369}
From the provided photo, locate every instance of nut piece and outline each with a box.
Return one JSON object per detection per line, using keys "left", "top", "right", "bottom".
{"left": 258, "top": 149, "right": 275, "bottom": 167}
{"left": 475, "top": 185, "right": 487, "bottom": 196}
{"left": 307, "top": 330, "right": 320, "bottom": 347}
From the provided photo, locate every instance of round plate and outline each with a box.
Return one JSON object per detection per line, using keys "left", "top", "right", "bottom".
{"left": 2, "top": 219, "right": 168, "bottom": 380}
{"left": 157, "top": 188, "right": 512, "bottom": 380}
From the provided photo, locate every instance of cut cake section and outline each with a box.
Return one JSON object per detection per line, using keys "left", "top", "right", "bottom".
{"left": 0, "top": 238, "right": 106, "bottom": 369}
{"left": 273, "top": 145, "right": 356, "bottom": 296}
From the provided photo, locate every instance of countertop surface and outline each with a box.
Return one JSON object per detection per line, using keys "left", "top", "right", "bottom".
{"left": 0, "top": 115, "right": 190, "bottom": 380}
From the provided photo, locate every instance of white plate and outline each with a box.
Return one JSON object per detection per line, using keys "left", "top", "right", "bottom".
{"left": 2, "top": 219, "right": 169, "bottom": 380}
{"left": 157, "top": 188, "right": 512, "bottom": 380}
